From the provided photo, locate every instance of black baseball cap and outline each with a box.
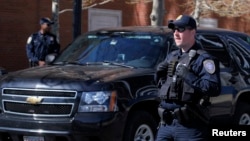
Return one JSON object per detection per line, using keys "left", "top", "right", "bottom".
{"left": 39, "top": 17, "right": 54, "bottom": 25}
{"left": 168, "top": 15, "right": 197, "bottom": 29}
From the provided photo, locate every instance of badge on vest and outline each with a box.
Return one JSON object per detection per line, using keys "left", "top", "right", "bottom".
{"left": 203, "top": 59, "right": 215, "bottom": 74}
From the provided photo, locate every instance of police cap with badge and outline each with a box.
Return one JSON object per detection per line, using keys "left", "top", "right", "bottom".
{"left": 168, "top": 14, "right": 197, "bottom": 30}
{"left": 39, "top": 17, "right": 54, "bottom": 25}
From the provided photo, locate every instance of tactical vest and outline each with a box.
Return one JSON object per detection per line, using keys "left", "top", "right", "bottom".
{"left": 159, "top": 49, "right": 205, "bottom": 102}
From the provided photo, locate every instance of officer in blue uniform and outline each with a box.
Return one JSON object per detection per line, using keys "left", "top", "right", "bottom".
{"left": 26, "top": 17, "right": 60, "bottom": 67}
{"left": 155, "top": 15, "right": 221, "bottom": 141}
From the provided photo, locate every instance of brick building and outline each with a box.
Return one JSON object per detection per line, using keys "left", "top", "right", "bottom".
{"left": 0, "top": 0, "right": 249, "bottom": 71}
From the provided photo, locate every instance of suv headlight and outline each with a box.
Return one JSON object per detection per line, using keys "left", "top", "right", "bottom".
{"left": 78, "top": 91, "right": 118, "bottom": 112}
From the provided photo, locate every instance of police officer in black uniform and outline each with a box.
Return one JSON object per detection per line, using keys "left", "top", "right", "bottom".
{"left": 26, "top": 17, "right": 60, "bottom": 67}
{"left": 155, "top": 15, "right": 221, "bottom": 141}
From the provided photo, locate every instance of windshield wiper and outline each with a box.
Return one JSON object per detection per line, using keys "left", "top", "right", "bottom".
{"left": 103, "top": 61, "right": 134, "bottom": 68}
{"left": 53, "top": 61, "right": 135, "bottom": 68}
{"left": 53, "top": 61, "right": 82, "bottom": 65}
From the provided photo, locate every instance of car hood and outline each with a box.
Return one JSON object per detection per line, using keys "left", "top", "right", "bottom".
{"left": 0, "top": 65, "right": 153, "bottom": 90}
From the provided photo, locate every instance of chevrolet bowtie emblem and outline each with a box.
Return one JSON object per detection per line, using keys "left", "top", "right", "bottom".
{"left": 26, "top": 96, "right": 43, "bottom": 104}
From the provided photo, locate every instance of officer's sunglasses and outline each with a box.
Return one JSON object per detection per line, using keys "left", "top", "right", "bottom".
{"left": 172, "top": 27, "right": 193, "bottom": 33}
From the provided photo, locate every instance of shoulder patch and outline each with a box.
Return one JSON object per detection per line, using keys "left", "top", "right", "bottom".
{"left": 203, "top": 59, "right": 215, "bottom": 74}
{"left": 27, "top": 36, "right": 32, "bottom": 44}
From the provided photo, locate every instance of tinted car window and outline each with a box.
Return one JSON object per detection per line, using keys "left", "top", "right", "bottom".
{"left": 228, "top": 39, "right": 250, "bottom": 73}
{"left": 196, "top": 34, "right": 230, "bottom": 67}
{"left": 237, "top": 35, "right": 250, "bottom": 46}
{"left": 55, "top": 32, "right": 167, "bottom": 68}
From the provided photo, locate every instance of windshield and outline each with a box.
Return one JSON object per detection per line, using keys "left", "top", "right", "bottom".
{"left": 54, "top": 31, "right": 167, "bottom": 68}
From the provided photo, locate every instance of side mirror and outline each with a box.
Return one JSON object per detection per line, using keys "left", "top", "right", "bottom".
{"left": 45, "top": 53, "right": 57, "bottom": 64}
{"left": 0, "top": 67, "right": 7, "bottom": 75}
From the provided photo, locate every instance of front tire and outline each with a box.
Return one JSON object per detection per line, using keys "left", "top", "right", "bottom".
{"left": 123, "top": 111, "right": 157, "bottom": 141}
{"left": 234, "top": 102, "right": 250, "bottom": 125}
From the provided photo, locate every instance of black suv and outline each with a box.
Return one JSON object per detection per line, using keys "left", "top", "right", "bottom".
{"left": 0, "top": 26, "right": 250, "bottom": 141}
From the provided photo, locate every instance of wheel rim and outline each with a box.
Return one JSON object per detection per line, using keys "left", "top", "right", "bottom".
{"left": 134, "top": 124, "right": 154, "bottom": 141}
{"left": 239, "top": 113, "right": 250, "bottom": 125}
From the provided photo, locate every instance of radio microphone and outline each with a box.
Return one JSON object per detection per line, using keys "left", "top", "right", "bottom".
{"left": 188, "top": 49, "right": 196, "bottom": 62}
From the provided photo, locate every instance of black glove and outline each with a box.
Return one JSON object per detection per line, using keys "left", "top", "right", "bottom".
{"left": 154, "top": 71, "right": 166, "bottom": 88}
{"left": 175, "top": 64, "right": 189, "bottom": 79}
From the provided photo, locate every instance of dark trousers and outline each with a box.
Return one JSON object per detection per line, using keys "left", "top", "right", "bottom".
{"left": 155, "top": 119, "right": 208, "bottom": 141}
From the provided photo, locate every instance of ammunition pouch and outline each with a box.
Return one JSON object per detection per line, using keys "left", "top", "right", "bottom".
{"left": 167, "top": 61, "right": 178, "bottom": 76}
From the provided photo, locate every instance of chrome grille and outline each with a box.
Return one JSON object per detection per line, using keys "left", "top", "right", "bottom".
{"left": 2, "top": 88, "right": 77, "bottom": 117}
{"left": 3, "top": 89, "right": 76, "bottom": 97}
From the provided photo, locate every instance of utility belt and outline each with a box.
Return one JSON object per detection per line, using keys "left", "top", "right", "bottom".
{"left": 158, "top": 104, "right": 209, "bottom": 126}
{"left": 158, "top": 106, "right": 194, "bottom": 126}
